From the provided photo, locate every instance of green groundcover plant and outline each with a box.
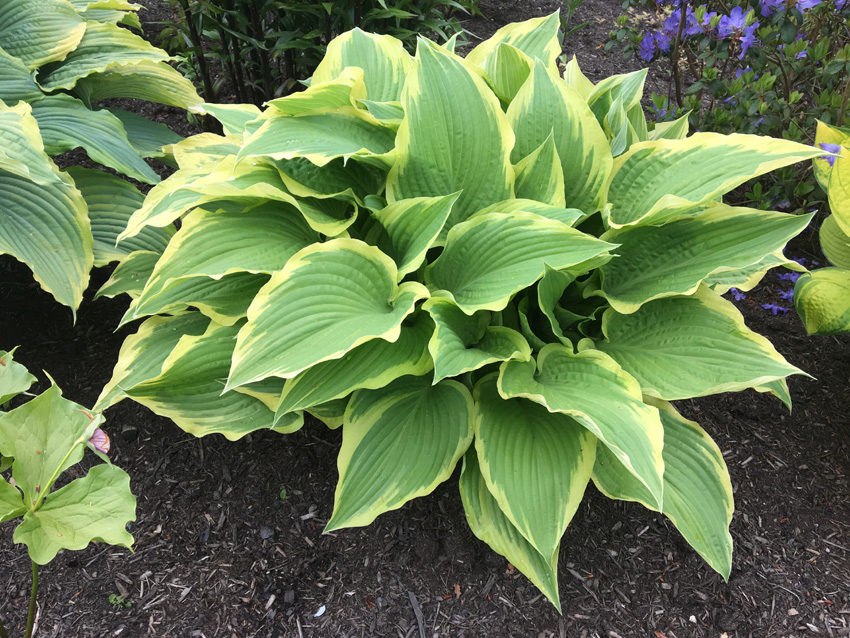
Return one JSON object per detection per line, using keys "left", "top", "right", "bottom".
{"left": 0, "top": 0, "right": 203, "bottom": 315}
{"left": 99, "top": 13, "right": 825, "bottom": 609}
{"left": 1, "top": 349, "right": 136, "bottom": 638}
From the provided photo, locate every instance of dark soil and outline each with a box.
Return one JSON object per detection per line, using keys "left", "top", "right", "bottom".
{"left": 2, "top": 1, "right": 850, "bottom": 637}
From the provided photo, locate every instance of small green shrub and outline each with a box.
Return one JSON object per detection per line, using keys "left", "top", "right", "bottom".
{"left": 101, "top": 14, "right": 824, "bottom": 609}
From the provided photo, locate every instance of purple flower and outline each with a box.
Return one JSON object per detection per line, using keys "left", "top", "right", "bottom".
{"left": 762, "top": 303, "right": 790, "bottom": 315}
{"left": 663, "top": 7, "right": 702, "bottom": 37}
{"left": 639, "top": 32, "right": 657, "bottom": 61}
{"left": 699, "top": 9, "right": 719, "bottom": 29}
{"left": 739, "top": 24, "right": 760, "bottom": 57}
{"left": 729, "top": 287, "right": 747, "bottom": 301}
{"left": 760, "top": 0, "right": 785, "bottom": 15}
{"left": 735, "top": 67, "right": 757, "bottom": 79}
{"left": 797, "top": 0, "right": 821, "bottom": 9}
{"left": 718, "top": 6, "right": 747, "bottom": 37}
{"left": 754, "top": 116, "right": 765, "bottom": 127}
{"left": 777, "top": 271, "right": 801, "bottom": 283}
{"left": 89, "top": 428, "right": 111, "bottom": 453}
{"left": 778, "top": 288, "right": 795, "bottom": 300}
{"left": 819, "top": 142, "right": 842, "bottom": 166}
{"left": 790, "top": 255, "right": 808, "bottom": 266}
{"left": 655, "top": 31, "right": 672, "bottom": 52}
{"left": 839, "top": 0, "right": 847, "bottom": 9}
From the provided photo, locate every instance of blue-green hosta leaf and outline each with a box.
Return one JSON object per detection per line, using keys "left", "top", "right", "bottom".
{"left": 481, "top": 43, "right": 533, "bottom": 103}
{"left": 127, "top": 321, "right": 278, "bottom": 440}
{"left": 267, "top": 66, "right": 365, "bottom": 116}
{"left": 0, "top": 101, "right": 62, "bottom": 185}
{"left": 95, "top": 249, "right": 158, "bottom": 300}
{"left": 312, "top": 28, "right": 412, "bottom": 102}
{"left": 596, "top": 204, "right": 813, "bottom": 313}
{"left": 513, "top": 132, "right": 566, "bottom": 207}
{"left": 0, "top": 0, "right": 86, "bottom": 69}
{"left": 425, "top": 297, "right": 531, "bottom": 383}
{"left": 820, "top": 215, "right": 850, "bottom": 269}
{"left": 0, "top": 348, "right": 37, "bottom": 405}
{"left": 507, "top": 61, "right": 613, "bottom": 215}
{"left": 607, "top": 134, "right": 823, "bottom": 227}
{"left": 95, "top": 313, "right": 210, "bottom": 410}
{"left": 386, "top": 39, "right": 514, "bottom": 230}
{"left": 14, "top": 464, "right": 135, "bottom": 565}
{"left": 465, "top": 12, "right": 561, "bottom": 76}
{"left": 80, "top": 7, "right": 141, "bottom": 29}
{"left": 276, "top": 312, "right": 433, "bottom": 418}
{"left": 459, "top": 450, "right": 561, "bottom": 611}
{"left": 425, "top": 211, "right": 614, "bottom": 314}
{"left": 794, "top": 268, "right": 850, "bottom": 335}
{"left": 65, "top": 167, "right": 172, "bottom": 266}
{"left": 0, "top": 46, "right": 43, "bottom": 103}
{"left": 365, "top": 194, "right": 458, "bottom": 277}
{"left": 474, "top": 374, "right": 596, "bottom": 561}
{"left": 593, "top": 286, "right": 803, "bottom": 400}
{"left": 227, "top": 239, "right": 429, "bottom": 389}
{"left": 72, "top": 60, "right": 202, "bottom": 109}
{"left": 106, "top": 108, "right": 183, "bottom": 160}
{"left": 0, "top": 476, "right": 24, "bottom": 523}
{"left": 498, "top": 345, "right": 665, "bottom": 510}
{"left": 325, "top": 375, "right": 474, "bottom": 530}
{"left": 189, "top": 103, "right": 261, "bottom": 136}
{"left": 592, "top": 399, "right": 733, "bottom": 579}
{"left": 474, "top": 199, "right": 584, "bottom": 227}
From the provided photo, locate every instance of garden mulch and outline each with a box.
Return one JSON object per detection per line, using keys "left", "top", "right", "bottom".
{"left": 2, "top": 1, "right": 850, "bottom": 636}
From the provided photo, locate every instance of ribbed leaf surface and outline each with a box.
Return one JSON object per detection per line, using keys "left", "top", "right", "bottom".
{"left": 0, "top": 0, "right": 85, "bottom": 69}
{"left": 465, "top": 12, "right": 561, "bottom": 75}
{"left": 794, "top": 268, "right": 850, "bottom": 335}
{"left": 0, "top": 46, "right": 43, "bottom": 102}
{"left": 72, "top": 60, "right": 202, "bottom": 108}
{"left": 513, "top": 133, "right": 566, "bottom": 207}
{"left": 820, "top": 215, "right": 850, "bottom": 269}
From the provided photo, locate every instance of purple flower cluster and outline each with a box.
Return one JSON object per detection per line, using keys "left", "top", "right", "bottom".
{"left": 819, "top": 142, "right": 842, "bottom": 167}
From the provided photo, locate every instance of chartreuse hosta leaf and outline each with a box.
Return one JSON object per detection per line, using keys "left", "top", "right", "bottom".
{"left": 275, "top": 312, "right": 433, "bottom": 419}
{"left": 326, "top": 374, "right": 473, "bottom": 530}
{"left": 1, "top": 347, "right": 37, "bottom": 404}
{"left": 498, "top": 345, "right": 664, "bottom": 510}
{"left": 425, "top": 297, "right": 531, "bottom": 383}
{"left": 820, "top": 215, "right": 850, "bottom": 269}
{"left": 507, "top": 60, "right": 612, "bottom": 215}
{"left": 813, "top": 120, "right": 850, "bottom": 191}
{"left": 596, "top": 204, "right": 813, "bottom": 313}
{"left": 267, "top": 66, "right": 366, "bottom": 116}
{"left": 465, "top": 12, "right": 561, "bottom": 76}
{"left": 593, "top": 399, "right": 733, "bottom": 579}
{"left": 828, "top": 150, "right": 850, "bottom": 236}
{"left": 0, "top": 101, "right": 62, "bottom": 185}
{"left": 425, "top": 211, "right": 614, "bottom": 314}
{"left": 475, "top": 374, "right": 596, "bottom": 562}
{"left": 794, "top": 268, "right": 850, "bottom": 335}
{"left": 649, "top": 112, "right": 690, "bottom": 141}
{"left": 475, "top": 198, "right": 583, "bottom": 227}
{"left": 562, "top": 56, "right": 594, "bottom": 100}
{"left": 227, "top": 239, "right": 429, "bottom": 389}
{"left": 481, "top": 43, "right": 533, "bottom": 104}
{"left": 387, "top": 39, "right": 514, "bottom": 230}
{"left": 607, "top": 133, "right": 823, "bottom": 227}
{"left": 459, "top": 449, "right": 561, "bottom": 610}
{"left": 593, "top": 286, "right": 802, "bottom": 400}
{"left": 586, "top": 69, "right": 646, "bottom": 130}
{"left": 0, "top": 0, "right": 86, "bottom": 70}
{"left": 512, "top": 132, "right": 566, "bottom": 207}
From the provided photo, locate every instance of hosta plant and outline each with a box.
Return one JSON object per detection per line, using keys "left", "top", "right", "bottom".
{"left": 0, "top": 0, "right": 202, "bottom": 314}
{"left": 99, "top": 13, "right": 824, "bottom": 609}
{"left": 0, "top": 349, "right": 136, "bottom": 638}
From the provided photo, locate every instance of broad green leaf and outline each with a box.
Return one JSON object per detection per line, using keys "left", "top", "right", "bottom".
{"left": 95, "top": 313, "right": 210, "bottom": 410}
{"left": 474, "top": 198, "right": 583, "bottom": 227}
{"left": 794, "top": 268, "right": 850, "bottom": 335}
{"left": 474, "top": 374, "right": 596, "bottom": 561}
{"left": 14, "top": 464, "right": 135, "bottom": 564}
{"left": 227, "top": 239, "right": 429, "bottom": 389}
{"left": 537, "top": 266, "right": 577, "bottom": 343}
{"left": 307, "top": 397, "right": 349, "bottom": 430}
{"left": 705, "top": 254, "right": 804, "bottom": 294}
{"left": 507, "top": 61, "right": 613, "bottom": 215}
{"left": 0, "top": 476, "right": 24, "bottom": 523}
{"left": 820, "top": 215, "right": 850, "bottom": 269}
{"left": 0, "top": 167, "right": 92, "bottom": 311}
{"left": 828, "top": 151, "right": 850, "bottom": 236}
{"left": 586, "top": 69, "right": 646, "bottom": 126}
{"left": 593, "top": 286, "right": 803, "bottom": 400}
{"left": 0, "top": 101, "right": 62, "bottom": 185}
{"left": 0, "top": 347, "right": 37, "bottom": 404}
{"left": 356, "top": 99, "right": 404, "bottom": 127}
{"left": 274, "top": 156, "right": 386, "bottom": 203}
{"left": 813, "top": 120, "right": 850, "bottom": 190}
{"left": 326, "top": 375, "right": 473, "bottom": 530}
{"left": 596, "top": 204, "right": 813, "bottom": 313}
{"left": 189, "top": 103, "right": 261, "bottom": 136}
{"left": 0, "top": 0, "right": 86, "bottom": 69}
{"left": 366, "top": 194, "right": 458, "bottom": 277}
{"left": 37, "top": 21, "right": 171, "bottom": 91}
{"left": 31, "top": 94, "right": 159, "bottom": 184}
{"left": 312, "top": 28, "right": 413, "bottom": 102}
{"left": 65, "top": 167, "right": 172, "bottom": 266}
{"left": 386, "top": 39, "right": 514, "bottom": 230}
{"left": 562, "top": 56, "right": 594, "bottom": 100}
{"left": 425, "top": 297, "right": 531, "bottom": 383}
{"left": 459, "top": 449, "right": 561, "bottom": 611}
{"left": 276, "top": 312, "right": 434, "bottom": 416}
{"left": 513, "top": 132, "right": 566, "bottom": 207}
{"left": 0, "top": 46, "right": 43, "bottom": 103}
{"left": 94, "top": 249, "right": 159, "bottom": 299}
{"left": 607, "top": 134, "right": 823, "bottom": 227}
{"left": 106, "top": 108, "right": 183, "bottom": 159}
{"left": 72, "top": 60, "right": 202, "bottom": 109}
{"left": 498, "top": 345, "right": 664, "bottom": 510}
{"left": 80, "top": 7, "right": 141, "bottom": 29}
{"left": 481, "top": 43, "right": 533, "bottom": 103}
{"left": 648, "top": 112, "right": 690, "bottom": 141}
{"left": 425, "top": 211, "right": 614, "bottom": 314}
{"left": 127, "top": 321, "right": 277, "bottom": 440}
{"left": 592, "top": 399, "right": 733, "bottom": 579}
{"left": 465, "top": 12, "right": 561, "bottom": 75}
{"left": 267, "top": 66, "right": 365, "bottom": 115}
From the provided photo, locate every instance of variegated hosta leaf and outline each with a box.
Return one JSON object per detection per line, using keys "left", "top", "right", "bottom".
{"left": 0, "top": 0, "right": 86, "bottom": 69}
{"left": 459, "top": 449, "right": 561, "bottom": 611}
{"left": 648, "top": 112, "right": 690, "bottom": 141}
{"left": 325, "top": 375, "right": 474, "bottom": 530}
{"left": 507, "top": 60, "right": 613, "bottom": 215}
{"left": 189, "top": 103, "right": 261, "bottom": 136}
{"left": 72, "top": 60, "right": 202, "bottom": 109}
{"left": 465, "top": 12, "right": 561, "bottom": 76}
{"left": 820, "top": 215, "right": 850, "bottom": 269}
{"left": 95, "top": 313, "right": 211, "bottom": 410}
{"left": 481, "top": 43, "right": 533, "bottom": 104}
{"left": 227, "top": 239, "right": 429, "bottom": 389}
{"left": 274, "top": 156, "right": 386, "bottom": 205}
{"left": 275, "top": 312, "right": 434, "bottom": 417}
{"left": 0, "top": 347, "right": 37, "bottom": 405}
{"left": 474, "top": 374, "right": 596, "bottom": 562}
{"left": 498, "top": 345, "right": 665, "bottom": 510}
{"left": 0, "top": 101, "right": 62, "bottom": 185}
{"left": 126, "top": 320, "right": 279, "bottom": 440}
{"left": 562, "top": 56, "right": 594, "bottom": 99}
{"left": 596, "top": 204, "right": 813, "bottom": 313}
{"left": 425, "top": 297, "right": 531, "bottom": 383}
{"left": 312, "top": 28, "right": 412, "bottom": 102}
{"left": 705, "top": 253, "right": 804, "bottom": 294}
{"left": 586, "top": 69, "right": 647, "bottom": 129}
{"left": 425, "top": 211, "right": 614, "bottom": 314}
{"left": 814, "top": 120, "right": 850, "bottom": 191}
{"left": 536, "top": 266, "right": 578, "bottom": 343}
{"left": 593, "top": 286, "right": 803, "bottom": 400}
{"left": 794, "top": 268, "right": 850, "bottom": 335}
{"left": 95, "top": 249, "right": 159, "bottom": 300}
{"left": 607, "top": 133, "right": 823, "bottom": 227}
{"left": 14, "top": 463, "right": 135, "bottom": 564}
{"left": 0, "top": 46, "right": 44, "bottom": 103}
{"left": 512, "top": 132, "right": 566, "bottom": 207}
{"left": 307, "top": 397, "right": 348, "bottom": 430}
{"left": 828, "top": 150, "right": 850, "bottom": 236}
{"left": 593, "top": 399, "right": 733, "bottom": 579}
{"left": 106, "top": 108, "right": 184, "bottom": 160}
{"left": 474, "top": 198, "right": 583, "bottom": 227}
{"left": 386, "top": 39, "right": 514, "bottom": 230}
{"left": 267, "top": 67, "right": 365, "bottom": 116}
{"left": 65, "top": 167, "right": 172, "bottom": 266}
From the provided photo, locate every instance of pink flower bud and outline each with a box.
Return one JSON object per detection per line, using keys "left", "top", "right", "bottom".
{"left": 89, "top": 428, "right": 110, "bottom": 454}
